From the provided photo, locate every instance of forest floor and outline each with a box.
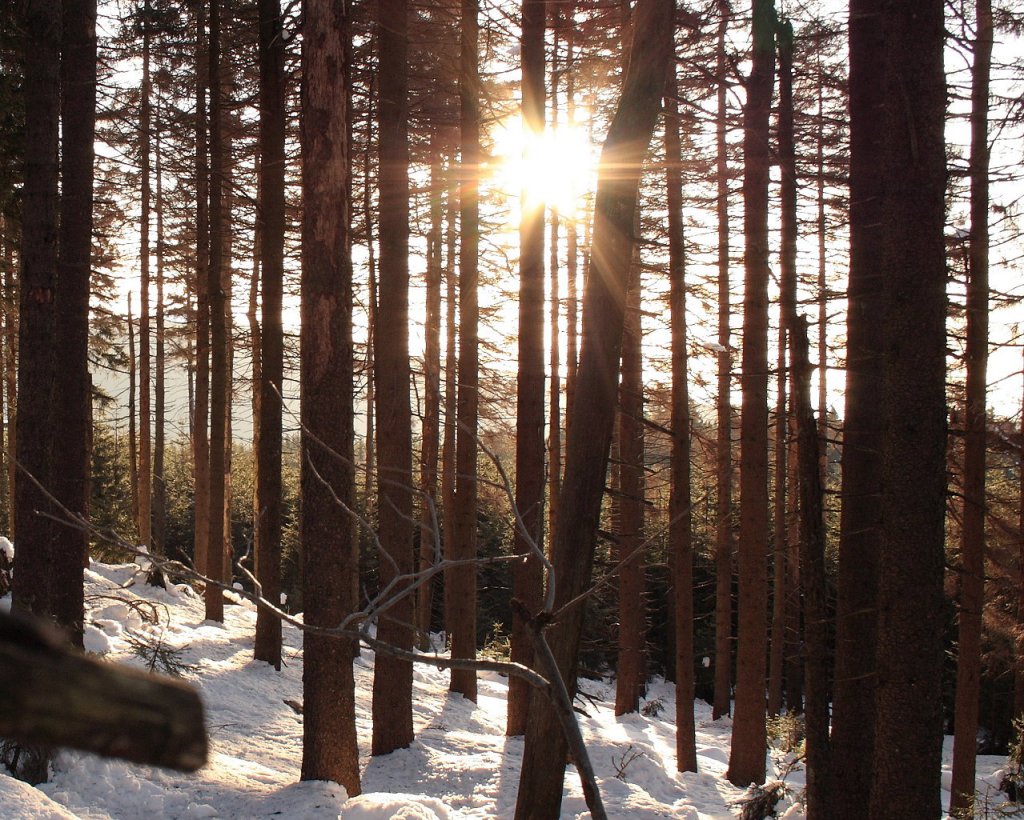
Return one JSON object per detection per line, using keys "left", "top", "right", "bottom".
{"left": 0, "top": 557, "right": 1013, "bottom": 818}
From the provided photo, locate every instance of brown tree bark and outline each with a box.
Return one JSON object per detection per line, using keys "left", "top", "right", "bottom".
{"left": 13, "top": 0, "right": 61, "bottom": 630}
{"left": 253, "top": 0, "right": 286, "bottom": 670}
{"left": 51, "top": 0, "right": 96, "bottom": 636}
{"left": 138, "top": 4, "right": 153, "bottom": 555}
{"left": 3, "top": 233, "right": 16, "bottom": 543}
{"left": 373, "top": 0, "right": 416, "bottom": 751}
{"left": 416, "top": 132, "right": 444, "bottom": 644}
{"left": 299, "top": 0, "right": 360, "bottom": 793}
{"left": 950, "top": 0, "right": 992, "bottom": 812}
{"left": 153, "top": 104, "right": 167, "bottom": 568}
{"left": 508, "top": 0, "right": 545, "bottom": 734}
{"left": 768, "top": 316, "right": 787, "bottom": 719}
{"left": 548, "top": 19, "right": 561, "bottom": 539}
{"left": 829, "top": 0, "right": 885, "bottom": 811}
{"left": 514, "top": 1, "right": 672, "bottom": 812}
{"left": 204, "top": 0, "right": 227, "bottom": 623}
{"left": 869, "top": 1, "right": 947, "bottom": 815}
{"left": 128, "top": 296, "right": 139, "bottom": 535}
{"left": 726, "top": 0, "right": 775, "bottom": 788}
{"left": 666, "top": 67, "right": 696, "bottom": 774}
{"left": 192, "top": 0, "right": 212, "bottom": 593}
{"left": 712, "top": 0, "right": 734, "bottom": 722}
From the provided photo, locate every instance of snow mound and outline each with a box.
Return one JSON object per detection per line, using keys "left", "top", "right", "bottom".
{"left": 0, "top": 773, "right": 79, "bottom": 819}
{"left": 342, "top": 792, "right": 451, "bottom": 819}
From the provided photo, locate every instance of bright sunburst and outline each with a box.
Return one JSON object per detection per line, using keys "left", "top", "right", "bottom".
{"left": 492, "top": 115, "right": 598, "bottom": 218}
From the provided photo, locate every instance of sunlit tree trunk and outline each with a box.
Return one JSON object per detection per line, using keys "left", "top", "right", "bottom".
{"left": 299, "top": 0, "right": 361, "bottom": 793}
{"left": 153, "top": 105, "right": 167, "bottom": 569}
{"left": 128, "top": 296, "right": 140, "bottom": 538}
{"left": 508, "top": 0, "right": 545, "bottom": 733}
{"left": 205, "top": 0, "right": 227, "bottom": 623}
{"left": 950, "top": 0, "right": 992, "bottom": 812}
{"left": 514, "top": 1, "right": 672, "bottom": 812}
{"left": 373, "top": 0, "right": 416, "bottom": 750}
{"left": 666, "top": 65, "right": 696, "bottom": 774}
{"left": 726, "top": 0, "right": 775, "bottom": 788}
{"left": 712, "top": 0, "right": 734, "bottom": 721}
{"left": 138, "top": 3, "right": 153, "bottom": 556}
{"left": 253, "top": 0, "right": 286, "bottom": 669}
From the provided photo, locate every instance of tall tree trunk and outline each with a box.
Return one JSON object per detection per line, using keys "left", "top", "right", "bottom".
{"left": 869, "top": 1, "right": 947, "bottom": 815}
{"left": 205, "top": 0, "right": 227, "bottom": 623}
{"left": 128, "top": 297, "right": 139, "bottom": 539}
{"left": 615, "top": 223, "right": 645, "bottom": 717}
{"left": 373, "top": 0, "right": 416, "bottom": 752}
{"left": 1017, "top": 347, "right": 1024, "bottom": 722}
{"left": 253, "top": 0, "right": 286, "bottom": 669}
{"left": 726, "top": 0, "right": 775, "bottom": 788}
{"left": 13, "top": 0, "right": 60, "bottom": 627}
{"left": 548, "top": 19, "right": 561, "bottom": 539}
{"left": 441, "top": 182, "right": 458, "bottom": 597}
{"left": 666, "top": 66, "right": 696, "bottom": 774}
{"left": 815, "top": 67, "right": 828, "bottom": 480}
{"left": 829, "top": 1, "right": 884, "bottom": 813}
{"left": 362, "top": 112, "right": 377, "bottom": 508}
{"left": 416, "top": 132, "right": 444, "bottom": 644}
{"left": 193, "top": 0, "right": 211, "bottom": 592}
{"left": 138, "top": 4, "right": 153, "bottom": 554}
{"left": 52, "top": 0, "right": 96, "bottom": 636}
{"left": 153, "top": 100, "right": 167, "bottom": 569}
{"left": 299, "top": 0, "right": 360, "bottom": 793}
{"left": 712, "top": 0, "right": 734, "bottom": 721}
{"left": 3, "top": 233, "right": 16, "bottom": 543}
{"left": 508, "top": 0, "right": 545, "bottom": 733}
{"left": 950, "top": 0, "right": 992, "bottom": 811}
{"left": 221, "top": 119, "right": 234, "bottom": 589}
{"left": 768, "top": 317, "right": 787, "bottom": 719}
{"left": 564, "top": 16, "right": 578, "bottom": 423}
{"left": 791, "top": 317, "right": 831, "bottom": 817}
{"left": 514, "top": 2, "right": 672, "bottom": 812}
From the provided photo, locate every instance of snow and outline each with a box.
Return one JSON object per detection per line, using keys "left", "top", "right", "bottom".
{"left": 0, "top": 556, "right": 1014, "bottom": 818}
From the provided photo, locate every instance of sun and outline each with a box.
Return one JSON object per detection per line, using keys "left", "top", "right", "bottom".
{"left": 492, "top": 115, "right": 597, "bottom": 219}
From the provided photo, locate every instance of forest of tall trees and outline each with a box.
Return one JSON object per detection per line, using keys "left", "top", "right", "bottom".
{"left": 3, "top": 0, "right": 1024, "bottom": 814}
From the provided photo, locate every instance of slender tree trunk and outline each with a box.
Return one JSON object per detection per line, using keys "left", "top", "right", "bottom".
{"left": 441, "top": 182, "right": 458, "bottom": 592}
{"left": 416, "top": 132, "right": 444, "bottom": 644}
{"left": 726, "top": 0, "right": 775, "bottom": 788}
{"left": 768, "top": 319, "right": 787, "bottom": 719}
{"left": 299, "top": 0, "right": 361, "bottom": 793}
{"left": 815, "top": 68, "right": 828, "bottom": 479}
{"left": 564, "top": 17, "right": 578, "bottom": 423}
{"left": 666, "top": 67, "right": 696, "bottom": 774}
{"left": 193, "top": 0, "right": 211, "bottom": 590}
{"left": 548, "top": 21, "right": 561, "bottom": 539}
{"left": 508, "top": 0, "right": 545, "bottom": 733}
{"left": 363, "top": 115, "right": 377, "bottom": 507}
{"left": 221, "top": 119, "right": 234, "bottom": 589}
{"left": 514, "top": 2, "right": 672, "bottom": 812}
{"left": 1017, "top": 347, "right": 1024, "bottom": 722}
{"left": 373, "top": 0, "right": 416, "bottom": 751}
{"left": 51, "top": 0, "right": 96, "bottom": 637}
{"left": 205, "top": 0, "right": 227, "bottom": 623}
{"left": 712, "top": 0, "right": 734, "bottom": 721}
{"left": 3, "top": 234, "right": 16, "bottom": 543}
{"left": 138, "top": 7, "right": 153, "bottom": 554}
{"left": 615, "top": 222, "right": 645, "bottom": 717}
{"left": 153, "top": 101, "right": 167, "bottom": 570}
{"left": 253, "top": 0, "right": 286, "bottom": 669}
{"left": 791, "top": 317, "right": 831, "bottom": 817}
{"left": 128, "top": 297, "right": 139, "bottom": 536}
{"left": 869, "top": 1, "right": 947, "bottom": 815}
{"left": 950, "top": 0, "right": 992, "bottom": 812}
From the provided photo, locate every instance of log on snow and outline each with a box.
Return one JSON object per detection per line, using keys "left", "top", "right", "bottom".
{"left": 0, "top": 610, "right": 207, "bottom": 771}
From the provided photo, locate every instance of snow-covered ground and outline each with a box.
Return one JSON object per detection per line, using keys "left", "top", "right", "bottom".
{"left": 0, "top": 558, "right": 1013, "bottom": 818}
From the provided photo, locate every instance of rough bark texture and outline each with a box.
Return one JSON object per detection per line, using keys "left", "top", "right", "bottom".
{"left": 950, "top": 0, "right": 991, "bottom": 812}
{"left": 138, "top": 10, "right": 153, "bottom": 555}
{"left": 712, "top": 0, "right": 733, "bottom": 721}
{"left": 373, "top": 0, "right": 416, "bottom": 751}
{"left": 253, "top": 0, "right": 286, "bottom": 670}
{"left": 205, "top": 0, "right": 227, "bottom": 623}
{"left": 0, "top": 610, "right": 206, "bottom": 771}
{"left": 415, "top": 133, "right": 444, "bottom": 644}
{"left": 13, "top": 0, "right": 61, "bottom": 629}
{"left": 727, "top": 0, "right": 774, "bottom": 788}
{"left": 828, "top": 0, "right": 884, "bottom": 812}
{"left": 666, "top": 68, "right": 697, "bottom": 774}
{"left": 299, "top": 0, "right": 361, "bottom": 793}
{"left": 868, "top": 1, "right": 947, "bottom": 816}
{"left": 153, "top": 109, "right": 167, "bottom": 569}
{"left": 508, "top": 0, "right": 546, "bottom": 735}
{"left": 513, "top": 1, "right": 672, "bottom": 813}
{"left": 52, "top": 0, "right": 97, "bottom": 636}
